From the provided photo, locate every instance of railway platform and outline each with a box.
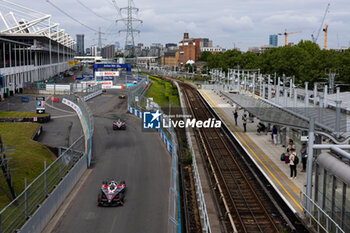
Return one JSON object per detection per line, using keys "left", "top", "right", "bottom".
{"left": 199, "top": 89, "right": 305, "bottom": 216}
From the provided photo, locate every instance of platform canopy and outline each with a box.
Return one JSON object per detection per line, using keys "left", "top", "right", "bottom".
{"left": 221, "top": 91, "right": 349, "bottom": 140}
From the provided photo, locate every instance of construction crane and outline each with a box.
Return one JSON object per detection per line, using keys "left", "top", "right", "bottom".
{"left": 323, "top": 24, "right": 328, "bottom": 50}
{"left": 312, "top": 3, "right": 330, "bottom": 43}
{"left": 278, "top": 30, "right": 302, "bottom": 46}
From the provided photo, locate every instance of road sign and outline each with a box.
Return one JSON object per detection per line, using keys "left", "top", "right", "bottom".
{"left": 36, "top": 97, "right": 45, "bottom": 114}
{"left": 301, "top": 136, "right": 309, "bottom": 142}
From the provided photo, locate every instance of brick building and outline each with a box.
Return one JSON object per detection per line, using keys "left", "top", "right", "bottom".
{"left": 161, "top": 50, "right": 180, "bottom": 70}
{"left": 178, "top": 33, "right": 202, "bottom": 69}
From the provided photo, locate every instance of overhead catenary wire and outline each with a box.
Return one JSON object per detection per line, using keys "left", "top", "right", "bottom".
{"left": 76, "top": 0, "right": 113, "bottom": 22}
{"left": 46, "top": 0, "right": 100, "bottom": 33}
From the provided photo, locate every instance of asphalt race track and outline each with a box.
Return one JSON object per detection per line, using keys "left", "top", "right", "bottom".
{"left": 49, "top": 90, "right": 171, "bottom": 233}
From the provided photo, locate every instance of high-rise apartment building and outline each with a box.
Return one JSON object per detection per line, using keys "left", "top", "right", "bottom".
{"left": 76, "top": 34, "right": 85, "bottom": 56}
{"left": 269, "top": 34, "right": 278, "bottom": 47}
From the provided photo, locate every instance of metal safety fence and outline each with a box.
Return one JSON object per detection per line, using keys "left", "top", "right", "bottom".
{"left": 138, "top": 68, "right": 195, "bottom": 79}
{"left": 0, "top": 135, "right": 84, "bottom": 233}
{"left": 0, "top": 92, "right": 95, "bottom": 233}
{"left": 128, "top": 77, "right": 180, "bottom": 233}
{"left": 63, "top": 94, "right": 94, "bottom": 167}
{"left": 300, "top": 192, "right": 345, "bottom": 233}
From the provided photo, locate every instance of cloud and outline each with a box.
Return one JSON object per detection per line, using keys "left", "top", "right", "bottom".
{"left": 1, "top": 0, "right": 350, "bottom": 51}
{"left": 214, "top": 16, "right": 254, "bottom": 32}
{"left": 263, "top": 14, "right": 319, "bottom": 28}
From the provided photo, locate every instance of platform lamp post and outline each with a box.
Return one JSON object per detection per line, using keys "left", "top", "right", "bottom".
{"left": 276, "top": 77, "right": 280, "bottom": 104}
{"left": 252, "top": 73, "right": 256, "bottom": 98}
{"left": 306, "top": 117, "right": 315, "bottom": 214}
{"left": 268, "top": 75, "right": 272, "bottom": 100}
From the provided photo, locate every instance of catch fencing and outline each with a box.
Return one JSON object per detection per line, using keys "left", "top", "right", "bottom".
{"left": 139, "top": 68, "right": 195, "bottom": 79}
{"left": 0, "top": 135, "right": 84, "bottom": 233}
{"left": 0, "top": 93, "right": 94, "bottom": 233}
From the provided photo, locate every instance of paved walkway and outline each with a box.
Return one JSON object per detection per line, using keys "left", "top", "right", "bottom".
{"left": 199, "top": 89, "right": 306, "bottom": 215}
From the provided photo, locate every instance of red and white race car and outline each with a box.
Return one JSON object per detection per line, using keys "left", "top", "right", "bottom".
{"left": 97, "top": 180, "right": 126, "bottom": 207}
{"left": 113, "top": 119, "right": 126, "bottom": 130}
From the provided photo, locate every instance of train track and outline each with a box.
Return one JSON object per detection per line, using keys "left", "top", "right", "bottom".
{"left": 180, "top": 82, "right": 284, "bottom": 233}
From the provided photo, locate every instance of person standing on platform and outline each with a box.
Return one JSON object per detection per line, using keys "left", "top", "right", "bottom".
{"left": 289, "top": 148, "right": 297, "bottom": 179}
{"left": 280, "top": 126, "right": 287, "bottom": 147}
{"left": 300, "top": 143, "right": 307, "bottom": 172}
{"left": 272, "top": 125, "right": 278, "bottom": 145}
{"left": 285, "top": 139, "right": 295, "bottom": 163}
{"left": 287, "top": 139, "right": 296, "bottom": 154}
{"left": 233, "top": 110, "right": 238, "bottom": 126}
{"left": 242, "top": 114, "right": 247, "bottom": 132}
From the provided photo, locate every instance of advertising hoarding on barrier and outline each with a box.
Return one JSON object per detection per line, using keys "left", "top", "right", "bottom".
{"left": 62, "top": 98, "right": 83, "bottom": 122}
{"left": 95, "top": 71, "right": 119, "bottom": 77}
{"left": 83, "top": 81, "right": 113, "bottom": 89}
{"left": 101, "top": 81, "right": 113, "bottom": 89}
{"left": 82, "top": 90, "right": 103, "bottom": 102}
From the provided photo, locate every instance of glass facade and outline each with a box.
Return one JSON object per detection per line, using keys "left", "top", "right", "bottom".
{"left": 314, "top": 163, "right": 350, "bottom": 232}
{"left": 269, "top": 34, "right": 278, "bottom": 47}
{"left": 76, "top": 34, "right": 85, "bottom": 56}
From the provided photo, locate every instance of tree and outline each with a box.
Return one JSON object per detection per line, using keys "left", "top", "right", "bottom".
{"left": 204, "top": 41, "right": 350, "bottom": 90}
{"left": 184, "top": 64, "right": 196, "bottom": 73}
{"left": 198, "top": 51, "right": 212, "bottom": 62}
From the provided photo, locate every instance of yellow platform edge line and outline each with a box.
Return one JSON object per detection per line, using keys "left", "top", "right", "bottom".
{"left": 200, "top": 90, "right": 303, "bottom": 211}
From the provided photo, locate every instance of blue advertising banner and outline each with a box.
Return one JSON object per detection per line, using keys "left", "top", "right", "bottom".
{"left": 93, "top": 63, "right": 131, "bottom": 72}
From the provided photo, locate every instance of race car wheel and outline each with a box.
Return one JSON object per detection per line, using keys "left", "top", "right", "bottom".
{"left": 97, "top": 193, "right": 102, "bottom": 206}
{"left": 119, "top": 193, "right": 124, "bottom": 206}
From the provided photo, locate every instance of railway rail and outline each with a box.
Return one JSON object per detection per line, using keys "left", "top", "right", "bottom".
{"left": 180, "top": 82, "right": 286, "bottom": 233}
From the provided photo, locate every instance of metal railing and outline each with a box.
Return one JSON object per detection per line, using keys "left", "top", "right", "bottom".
{"left": 300, "top": 191, "right": 345, "bottom": 233}
{"left": 72, "top": 83, "right": 102, "bottom": 99}
{"left": 0, "top": 135, "right": 84, "bottom": 233}
{"left": 139, "top": 68, "right": 195, "bottom": 79}
{"left": 63, "top": 94, "right": 94, "bottom": 167}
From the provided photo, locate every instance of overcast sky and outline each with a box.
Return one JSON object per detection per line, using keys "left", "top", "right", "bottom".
{"left": 1, "top": 0, "right": 349, "bottom": 51}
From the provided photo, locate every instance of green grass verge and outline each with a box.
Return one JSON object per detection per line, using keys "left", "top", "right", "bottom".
{"left": 0, "top": 123, "right": 55, "bottom": 209}
{"left": 146, "top": 75, "right": 180, "bottom": 108}
{"left": 0, "top": 111, "right": 49, "bottom": 118}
